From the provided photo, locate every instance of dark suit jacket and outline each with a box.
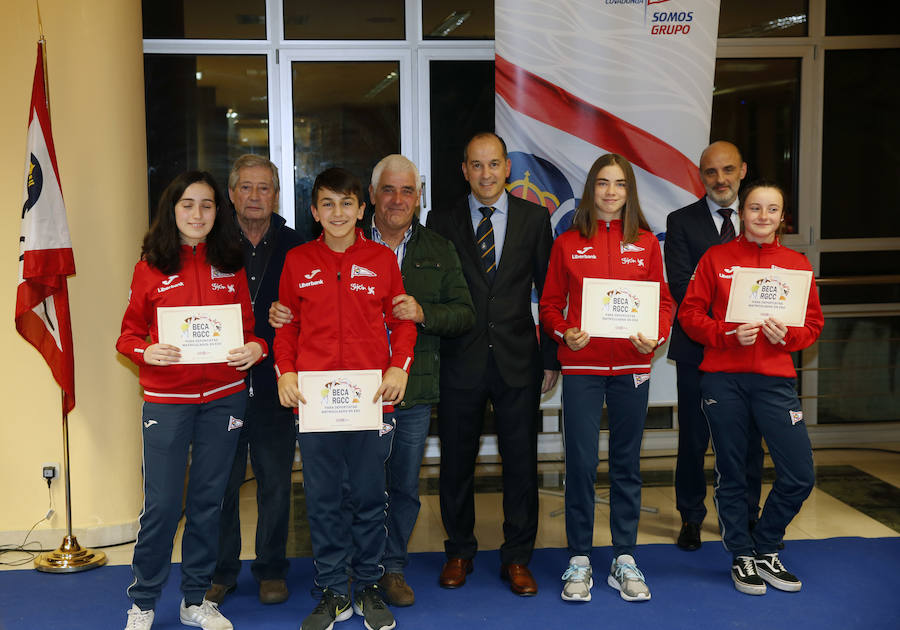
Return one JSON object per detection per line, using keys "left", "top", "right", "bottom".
{"left": 664, "top": 196, "right": 721, "bottom": 366}
{"left": 427, "top": 193, "right": 557, "bottom": 389}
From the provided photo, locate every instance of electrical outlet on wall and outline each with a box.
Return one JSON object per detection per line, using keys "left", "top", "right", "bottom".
{"left": 42, "top": 463, "right": 59, "bottom": 481}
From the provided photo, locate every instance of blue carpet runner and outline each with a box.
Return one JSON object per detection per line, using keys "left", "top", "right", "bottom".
{"left": 1, "top": 537, "right": 898, "bottom": 629}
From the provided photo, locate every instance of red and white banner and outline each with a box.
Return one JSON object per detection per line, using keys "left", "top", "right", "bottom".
{"left": 16, "top": 43, "right": 76, "bottom": 415}
{"left": 496, "top": 0, "right": 719, "bottom": 237}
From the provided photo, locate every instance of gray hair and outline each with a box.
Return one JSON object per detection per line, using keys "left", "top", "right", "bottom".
{"left": 228, "top": 154, "right": 280, "bottom": 194}
{"left": 370, "top": 154, "right": 421, "bottom": 193}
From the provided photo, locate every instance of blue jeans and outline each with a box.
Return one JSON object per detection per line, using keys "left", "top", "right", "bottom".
{"left": 562, "top": 374, "right": 648, "bottom": 559}
{"left": 701, "top": 372, "right": 814, "bottom": 558}
{"left": 383, "top": 404, "right": 432, "bottom": 574}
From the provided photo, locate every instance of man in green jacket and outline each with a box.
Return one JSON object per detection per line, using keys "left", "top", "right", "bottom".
{"left": 363, "top": 154, "right": 475, "bottom": 607}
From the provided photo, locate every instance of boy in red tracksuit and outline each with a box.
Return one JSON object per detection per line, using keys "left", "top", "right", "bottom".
{"left": 274, "top": 167, "right": 415, "bottom": 630}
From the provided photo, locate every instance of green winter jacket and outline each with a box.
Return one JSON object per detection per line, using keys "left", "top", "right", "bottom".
{"left": 364, "top": 216, "right": 475, "bottom": 408}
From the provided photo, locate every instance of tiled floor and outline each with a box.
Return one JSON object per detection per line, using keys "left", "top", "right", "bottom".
{"left": 7, "top": 444, "right": 898, "bottom": 570}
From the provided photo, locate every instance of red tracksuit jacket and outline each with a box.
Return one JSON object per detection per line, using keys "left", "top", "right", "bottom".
{"left": 273, "top": 230, "right": 416, "bottom": 409}
{"left": 678, "top": 236, "right": 823, "bottom": 377}
{"left": 117, "top": 243, "right": 266, "bottom": 404}
{"left": 539, "top": 219, "right": 674, "bottom": 375}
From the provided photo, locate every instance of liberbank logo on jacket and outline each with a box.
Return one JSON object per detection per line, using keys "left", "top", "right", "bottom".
{"left": 157, "top": 275, "right": 184, "bottom": 293}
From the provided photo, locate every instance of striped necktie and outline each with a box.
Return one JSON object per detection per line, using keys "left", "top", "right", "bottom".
{"left": 718, "top": 208, "right": 735, "bottom": 243}
{"left": 476, "top": 206, "right": 496, "bottom": 281}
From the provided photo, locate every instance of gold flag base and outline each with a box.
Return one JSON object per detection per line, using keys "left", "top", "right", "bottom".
{"left": 34, "top": 535, "right": 107, "bottom": 573}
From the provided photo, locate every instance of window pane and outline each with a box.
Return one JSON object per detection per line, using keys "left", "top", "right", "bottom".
{"left": 429, "top": 60, "right": 494, "bottom": 209}
{"left": 283, "top": 1, "right": 405, "bottom": 39}
{"left": 819, "top": 252, "right": 900, "bottom": 305}
{"left": 144, "top": 55, "right": 268, "bottom": 218}
{"left": 826, "top": 0, "right": 900, "bottom": 35}
{"left": 292, "top": 61, "right": 400, "bottom": 241}
{"left": 817, "top": 316, "right": 900, "bottom": 423}
{"left": 822, "top": 49, "right": 900, "bottom": 239}
{"left": 423, "top": 0, "right": 494, "bottom": 39}
{"left": 142, "top": 0, "right": 266, "bottom": 39}
{"left": 710, "top": 58, "right": 801, "bottom": 233}
{"left": 718, "top": 0, "right": 808, "bottom": 38}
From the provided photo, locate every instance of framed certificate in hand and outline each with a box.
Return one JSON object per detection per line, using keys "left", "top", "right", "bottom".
{"left": 725, "top": 267, "right": 812, "bottom": 327}
{"left": 157, "top": 304, "right": 244, "bottom": 364}
{"left": 297, "top": 370, "right": 383, "bottom": 433}
{"left": 581, "top": 279, "right": 659, "bottom": 340}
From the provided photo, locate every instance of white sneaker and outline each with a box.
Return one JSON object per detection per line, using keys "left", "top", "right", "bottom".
{"left": 125, "top": 604, "right": 154, "bottom": 630}
{"left": 179, "top": 599, "right": 233, "bottom": 630}
{"left": 561, "top": 555, "right": 593, "bottom": 602}
{"left": 607, "top": 554, "right": 651, "bottom": 602}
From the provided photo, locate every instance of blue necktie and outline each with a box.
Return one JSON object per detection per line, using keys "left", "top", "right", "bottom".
{"left": 476, "top": 206, "right": 496, "bottom": 281}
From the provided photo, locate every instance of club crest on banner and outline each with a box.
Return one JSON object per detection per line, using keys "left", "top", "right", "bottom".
{"left": 506, "top": 152, "right": 576, "bottom": 238}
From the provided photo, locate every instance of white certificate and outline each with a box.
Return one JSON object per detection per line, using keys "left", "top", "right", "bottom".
{"left": 581, "top": 279, "right": 659, "bottom": 340}
{"left": 297, "top": 370, "right": 383, "bottom": 433}
{"left": 157, "top": 304, "right": 244, "bottom": 364}
{"left": 725, "top": 267, "right": 812, "bottom": 327}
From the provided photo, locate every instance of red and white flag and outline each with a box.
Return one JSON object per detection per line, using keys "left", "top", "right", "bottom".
{"left": 16, "top": 43, "right": 76, "bottom": 415}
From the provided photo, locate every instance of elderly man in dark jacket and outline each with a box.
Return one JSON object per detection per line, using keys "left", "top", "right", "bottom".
{"left": 363, "top": 154, "right": 475, "bottom": 607}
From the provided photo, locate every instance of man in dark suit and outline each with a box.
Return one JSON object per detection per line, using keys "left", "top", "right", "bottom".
{"left": 426, "top": 132, "right": 559, "bottom": 596}
{"left": 665, "top": 140, "right": 764, "bottom": 550}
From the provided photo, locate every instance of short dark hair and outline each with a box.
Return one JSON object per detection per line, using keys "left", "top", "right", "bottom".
{"left": 462, "top": 132, "right": 508, "bottom": 162}
{"left": 311, "top": 167, "right": 363, "bottom": 207}
{"left": 141, "top": 171, "right": 243, "bottom": 275}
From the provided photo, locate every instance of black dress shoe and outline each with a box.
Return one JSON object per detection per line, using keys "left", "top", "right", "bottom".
{"left": 677, "top": 522, "right": 702, "bottom": 550}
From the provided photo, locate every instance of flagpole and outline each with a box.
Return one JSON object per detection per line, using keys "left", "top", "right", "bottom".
{"left": 35, "top": 393, "right": 107, "bottom": 572}
{"left": 30, "top": 25, "right": 105, "bottom": 573}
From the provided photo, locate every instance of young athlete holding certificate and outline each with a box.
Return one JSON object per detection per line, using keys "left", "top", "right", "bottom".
{"left": 117, "top": 171, "right": 265, "bottom": 630}
{"left": 273, "top": 167, "right": 416, "bottom": 630}
{"left": 539, "top": 154, "right": 674, "bottom": 604}
{"left": 678, "top": 181, "right": 823, "bottom": 596}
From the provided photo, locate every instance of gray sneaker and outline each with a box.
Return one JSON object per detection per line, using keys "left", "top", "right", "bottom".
{"left": 561, "top": 555, "right": 593, "bottom": 602}
{"left": 179, "top": 599, "right": 233, "bottom": 630}
{"left": 301, "top": 589, "right": 352, "bottom": 630}
{"left": 354, "top": 584, "right": 396, "bottom": 630}
{"left": 607, "top": 554, "right": 651, "bottom": 602}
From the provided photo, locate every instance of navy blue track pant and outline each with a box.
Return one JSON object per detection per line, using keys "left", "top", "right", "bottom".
{"left": 129, "top": 391, "right": 246, "bottom": 609}
{"left": 701, "top": 372, "right": 814, "bottom": 559}
{"left": 674, "top": 362, "right": 764, "bottom": 524}
{"left": 214, "top": 395, "right": 296, "bottom": 585}
{"left": 562, "top": 373, "right": 648, "bottom": 559}
{"left": 297, "top": 415, "right": 394, "bottom": 596}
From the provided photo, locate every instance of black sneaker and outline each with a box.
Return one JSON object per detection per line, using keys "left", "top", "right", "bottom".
{"left": 353, "top": 584, "right": 396, "bottom": 630}
{"left": 755, "top": 553, "right": 802, "bottom": 592}
{"left": 731, "top": 555, "right": 766, "bottom": 595}
{"left": 301, "top": 588, "right": 352, "bottom": 630}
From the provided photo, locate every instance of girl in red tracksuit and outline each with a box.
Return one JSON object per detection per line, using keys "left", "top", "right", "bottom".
{"left": 117, "top": 171, "right": 265, "bottom": 630}
{"left": 679, "top": 180, "right": 823, "bottom": 597}
{"left": 540, "top": 153, "right": 674, "bottom": 604}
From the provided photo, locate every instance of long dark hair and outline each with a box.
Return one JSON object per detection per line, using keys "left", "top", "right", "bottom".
{"left": 571, "top": 153, "right": 650, "bottom": 243}
{"left": 141, "top": 171, "right": 243, "bottom": 275}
